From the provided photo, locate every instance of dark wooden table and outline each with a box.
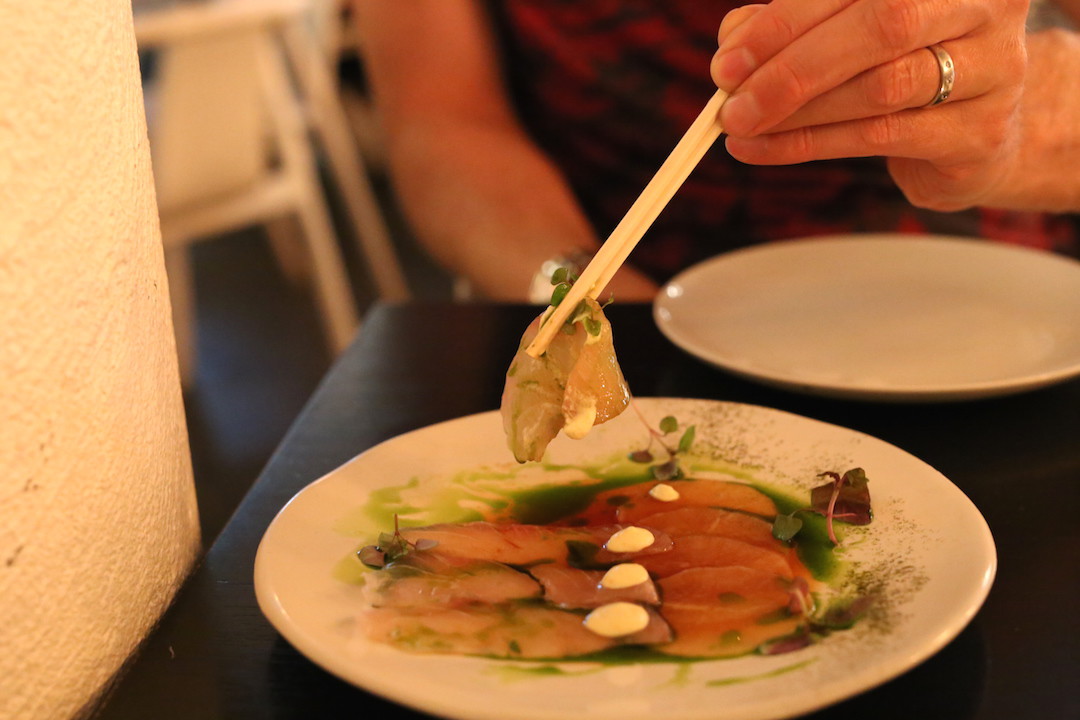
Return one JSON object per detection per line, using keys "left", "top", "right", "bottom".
{"left": 95, "top": 302, "right": 1080, "bottom": 720}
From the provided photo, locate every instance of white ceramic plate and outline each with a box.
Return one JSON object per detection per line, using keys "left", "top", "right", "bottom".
{"left": 255, "top": 398, "right": 995, "bottom": 720}
{"left": 653, "top": 234, "right": 1080, "bottom": 401}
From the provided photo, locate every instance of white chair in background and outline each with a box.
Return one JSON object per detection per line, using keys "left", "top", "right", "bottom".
{"left": 320, "top": 0, "right": 389, "bottom": 173}
{"left": 135, "top": 0, "right": 409, "bottom": 385}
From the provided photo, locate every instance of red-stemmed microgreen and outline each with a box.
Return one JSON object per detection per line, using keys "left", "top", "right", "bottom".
{"left": 627, "top": 404, "right": 696, "bottom": 481}
{"left": 357, "top": 515, "right": 438, "bottom": 569}
{"left": 814, "top": 595, "right": 875, "bottom": 630}
{"left": 758, "top": 628, "right": 815, "bottom": 656}
{"left": 759, "top": 590, "right": 875, "bottom": 656}
{"left": 770, "top": 468, "right": 872, "bottom": 546}
{"left": 810, "top": 468, "right": 873, "bottom": 545}
{"left": 787, "top": 576, "right": 813, "bottom": 617}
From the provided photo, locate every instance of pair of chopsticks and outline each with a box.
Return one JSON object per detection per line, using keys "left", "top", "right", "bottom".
{"left": 525, "top": 89, "right": 728, "bottom": 358}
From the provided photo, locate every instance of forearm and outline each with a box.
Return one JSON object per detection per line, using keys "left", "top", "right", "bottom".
{"left": 385, "top": 119, "right": 603, "bottom": 300}
{"left": 355, "top": 0, "right": 654, "bottom": 301}
{"left": 990, "top": 28, "right": 1080, "bottom": 211}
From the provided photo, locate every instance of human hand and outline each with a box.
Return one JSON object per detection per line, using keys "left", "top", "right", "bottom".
{"left": 710, "top": 0, "right": 1030, "bottom": 212}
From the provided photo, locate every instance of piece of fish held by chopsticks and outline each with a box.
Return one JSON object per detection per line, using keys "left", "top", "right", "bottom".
{"left": 500, "top": 298, "right": 629, "bottom": 462}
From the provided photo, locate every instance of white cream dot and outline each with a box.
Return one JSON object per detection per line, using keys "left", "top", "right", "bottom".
{"left": 583, "top": 602, "right": 649, "bottom": 638}
{"left": 600, "top": 563, "right": 649, "bottom": 589}
{"left": 648, "top": 483, "right": 680, "bottom": 502}
{"left": 604, "top": 526, "right": 655, "bottom": 553}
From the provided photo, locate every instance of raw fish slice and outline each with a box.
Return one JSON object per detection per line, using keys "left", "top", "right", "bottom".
{"left": 635, "top": 535, "right": 793, "bottom": 579}
{"left": 657, "top": 568, "right": 807, "bottom": 658}
{"left": 591, "top": 524, "right": 674, "bottom": 563}
{"left": 617, "top": 479, "right": 779, "bottom": 520}
{"left": 529, "top": 565, "right": 660, "bottom": 609}
{"left": 400, "top": 522, "right": 674, "bottom": 566}
{"left": 370, "top": 555, "right": 541, "bottom": 609}
{"left": 632, "top": 506, "right": 783, "bottom": 550}
{"left": 361, "top": 604, "right": 670, "bottom": 658}
{"left": 659, "top": 608, "right": 803, "bottom": 658}
{"left": 626, "top": 606, "right": 674, "bottom": 645}
{"left": 501, "top": 299, "right": 629, "bottom": 462}
{"left": 658, "top": 567, "right": 792, "bottom": 610}
{"left": 400, "top": 522, "right": 588, "bottom": 565}
{"left": 500, "top": 312, "right": 578, "bottom": 463}
{"left": 361, "top": 605, "right": 607, "bottom": 658}
{"left": 572, "top": 479, "right": 778, "bottom": 526}
{"left": 560, "top": 300, "right": 630, "bottom": 439}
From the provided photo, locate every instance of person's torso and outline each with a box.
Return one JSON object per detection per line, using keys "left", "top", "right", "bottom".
{"left": 489, "top": 0, "right": 1076, "bottom": 281}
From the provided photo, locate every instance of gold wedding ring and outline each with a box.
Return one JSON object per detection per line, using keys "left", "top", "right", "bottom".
{"left": 925, "top": 43, "right": 955, "bottom": 106}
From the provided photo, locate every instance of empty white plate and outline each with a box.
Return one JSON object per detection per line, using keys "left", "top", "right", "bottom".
{"left": 654, "top": 234, "right": 1080, "bottom": 401}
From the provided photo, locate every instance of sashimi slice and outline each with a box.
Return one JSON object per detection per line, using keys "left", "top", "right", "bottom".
{"left": 501, "top": 299, "right": 629, "bottom": 463}
{"left": 362, "top": 475, "right": 831, "bottom": 659}
{"left": 635, "top": 535, "right": 793, "bottom": 579}
{"left": 529, "top": 565, "right": 660, "bottom": 609}
{"left": 400, "top": 522, "right": 674, "bottom": 566}
{"left": 560, "top": 300, "right": 630, "bottom": 439}
{"left": 592, "top": 525, "right": 674, "bottom": 564}
{"left": 361, "top": 604, "right": 670, "bottom": 658}
{"left": 658, "top": 566, "right": 802, "bottom": 658}
{"left": 659, "top": 608, "right": 803, "bottom": 658}
{"left": 369, "top": 554, "right": 541, "bottom": 609}
{"left": 500, "top": 312, "right": 576, "bottom": 463}
{"left": 632, "top": 506, "right": 783, "bottom": 550}
{"left": 658, "top": 566, "right": 793, "bottom": 610}
{"left": 573, "top": 479, "right": 778, "bottom": 526}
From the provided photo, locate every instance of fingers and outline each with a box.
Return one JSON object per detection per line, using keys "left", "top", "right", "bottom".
{"left": 710, "top": 0, "right": 1030, "bottom": 210}
{"left": 726, "top": 104, "right": 962, "bottom": 165}
{"left": 714, "top": 0, "right": 1020, "bottom": 137}
{"left": 712, "top": 0, "right": 854, "bottom": 91}
{"left": 716, "top": 4, "right": 765, "bottom": 47}
{"left": 765, "top": 41, "right": 990, "bottom": 133}
{"left": 724, "top": 94, "right": 1015, "bottom": 187}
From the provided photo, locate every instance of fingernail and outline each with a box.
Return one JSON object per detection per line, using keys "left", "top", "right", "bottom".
{"left": 720, "top": 92, "right": 762, "bottom": 136}
{"left": 711, "top": 47, "right": 756, "bottom": 92}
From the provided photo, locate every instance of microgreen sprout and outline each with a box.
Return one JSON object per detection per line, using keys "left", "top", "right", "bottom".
{"left": 759, "top": 590, "right": 874, "bottom": 656}
{"left": 550, "top": 282, "right": 571, "bottom": 307}
{"left": 770, "top": 468, "right": 873, "bottom": 545}
{"left": 549, "top": 262, "right": 606, "bottom": 337}
{"left": 771, "top": 512, "right": 804, "bottom": 542}
{"left": 549, "top": 265, "right": 578, "bottom": 308}
{"left": 811, "top": 468, "right": 872, "bottom": 546}
{"left": 627, "top": 406, "right": 697, "bottom": 481}
{"left": 547, "top": 263, "right": 614, "bottom": 338}
{"left": 786, "top": 576, "right": 814, "bottom": 619}
{"left": 357, "top": 515, "right": 438, "bottom": 569}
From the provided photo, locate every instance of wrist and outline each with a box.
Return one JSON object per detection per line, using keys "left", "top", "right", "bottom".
{"left": 527, "top": 250, "right": 592, "bottom": 304}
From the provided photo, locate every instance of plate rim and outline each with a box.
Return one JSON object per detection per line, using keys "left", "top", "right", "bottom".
{"left": 653, "top": 233, "right": 1080, "bottom": 401}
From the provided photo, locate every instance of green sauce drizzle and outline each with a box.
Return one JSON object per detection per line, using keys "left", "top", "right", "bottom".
{"left": 500, "top": 471, "right": 650, "bottom": 524}
{"left": 706, "top": 658, "right": 817, "bottom": 687}
{"left": 752, "top": 483, "right": 839, "bottom": 581}
{"left": 340, "top": 450, "right": 857, "bottom": 682}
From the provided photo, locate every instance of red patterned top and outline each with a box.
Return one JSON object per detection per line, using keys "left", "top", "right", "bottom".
{"left": 488, "top": 0, "right": 1077, "bottom": 281}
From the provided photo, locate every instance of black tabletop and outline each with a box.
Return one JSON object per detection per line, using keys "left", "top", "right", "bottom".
{"left": 96, "top": 302, "right": 1080, "bottom": 720}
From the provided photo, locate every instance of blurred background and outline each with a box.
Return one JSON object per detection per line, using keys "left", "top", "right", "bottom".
{"left": 133, "top": 0, "right": 1080, "bottom": 549}
{"left": 135, "top": 0, "right": 451, "bottom": 545}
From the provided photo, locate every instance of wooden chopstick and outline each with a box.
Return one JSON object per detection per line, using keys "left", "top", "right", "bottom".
{"left": 525, "top": 89, "right": 728, "bottom": 358}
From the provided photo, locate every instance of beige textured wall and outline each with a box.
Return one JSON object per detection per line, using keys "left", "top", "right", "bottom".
{"left": 0, "top": 1, "right": 200, "bottom": 718}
